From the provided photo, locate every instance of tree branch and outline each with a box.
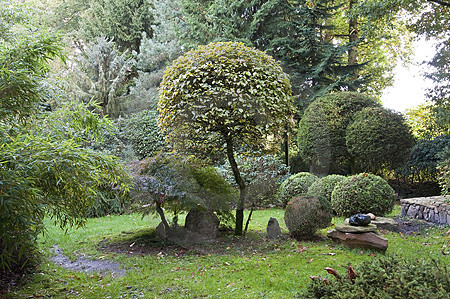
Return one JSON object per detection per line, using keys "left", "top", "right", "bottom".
{"left": 427, "top": 0, "right": 450, "bottom": 7}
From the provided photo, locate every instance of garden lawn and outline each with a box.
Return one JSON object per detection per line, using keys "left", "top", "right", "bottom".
{"left": 8, "top": 206, "right": 450, "bottom": 298}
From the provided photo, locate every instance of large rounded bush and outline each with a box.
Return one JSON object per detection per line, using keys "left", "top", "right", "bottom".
{"left": 278, "top": 172, "right": 318, "bottom": 206}
{"left": 346, "top": 107, "right": 414, "bottom": 172}
{"left": 284, "top": 195, "right": 332, "bottom": 238}
{"left": 331, "top": 173, "right": 395, "bottom": 217}
{"left": 297, "top": 92, "right": 379, "bottom": 175}
{"left": 307, "top": 174, "right": 346, "bottom": 202}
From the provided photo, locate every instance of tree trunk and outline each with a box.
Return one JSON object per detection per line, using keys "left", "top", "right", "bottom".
{"left": 225, "top": 136, "right": 246, "bottom": 236}
{"left": 156, "top": 201, "right": 170, "bottom": 233}
{"left": 244, "top": 207, "right": 254, "bottom": 234}
{"left": 348, "top": 0, "right": 359, "bottom": 90}
{"left": 284, "top": 125, "right": 289, "bottom": 167}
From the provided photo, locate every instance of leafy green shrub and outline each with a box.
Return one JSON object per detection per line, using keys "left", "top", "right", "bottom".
{"left": 130, "top": 153, "right": 236, "bottom": 230}
{"left": 278, "top": 172, "right": 318, "bottom": 206}
{"left": 302, "top": 256, "right": 449, "bottom": 299}
{"left": 307, "top": 174, "right": 346, "bottom": 203}
{"left": 85, "top": 185, "right": 130, "bottom": 217}
{"left": 398, "top": 134, "right": 450, "bottom": 182}
{"left": 331, "top": 173, "right": 395, "bottom": 217}
{"left": 120, "top": 110, "right": 166, "bottom": 159}
{"left": 218, "top": 154, "right": 290, "bottom": 207}
{"left": 284, "top": 195, "right": 332, "bottom": 239}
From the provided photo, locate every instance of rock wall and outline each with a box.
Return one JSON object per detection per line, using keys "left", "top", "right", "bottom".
{"left": 400, "top": 196, "right": 450, "bottom": 226}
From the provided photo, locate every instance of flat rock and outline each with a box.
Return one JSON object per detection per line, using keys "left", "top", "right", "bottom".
{"left": 371, "top": 217, "right": 399, "bottom": 232}
{"left": 337, "top": 223, "right": 378, "bottom": 233}
{"left": 327, "top": 229, "right": 388, "bottom": 251}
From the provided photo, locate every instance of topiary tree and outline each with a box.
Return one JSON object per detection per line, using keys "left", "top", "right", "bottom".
{"left": 158, "top": 41, "right": 294, "bottom": 235}
{"left": 278, "top": 172, "right": 319, "bottom": 207}
{"left": 346, "top": 107, "right": 415, "bottom": 173}
{"left": 307, "top": 174, "right": 346, "bottom": 203}
{"left": 297, "top": 92, "right": 380, "bottom": 175}
{"left": 331, "top": 173, "right": 395, "bottom": 217}
{"left": 284, "top": 195, "right": 332, "bottom": 239}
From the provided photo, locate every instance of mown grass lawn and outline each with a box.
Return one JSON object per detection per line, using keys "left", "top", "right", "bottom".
{"left": 8, "top": 206, "right": 450, "bottom": 298}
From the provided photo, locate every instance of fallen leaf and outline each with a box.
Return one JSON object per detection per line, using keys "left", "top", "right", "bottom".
{"left": 307, "top": 259, "right": 314, "bottom": 263}
{"left": 322, "top": 252, "right": 336, "bottom": 256}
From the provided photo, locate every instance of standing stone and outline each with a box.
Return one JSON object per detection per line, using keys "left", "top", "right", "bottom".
{"left": 266, "top": 217, "right": 282, "bottom": 239}
{"left": 185, "top": 208, "right": 220, "bottom": 239}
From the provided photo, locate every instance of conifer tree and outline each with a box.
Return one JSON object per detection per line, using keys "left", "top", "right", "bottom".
{"left": 71, "top": 36, "right": 135, "bottom": 118}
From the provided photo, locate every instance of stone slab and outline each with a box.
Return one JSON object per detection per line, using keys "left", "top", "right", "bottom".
{"left": 337, "top": 223, "right": 378, "bottom": 233}
{"left": 327, "top": 229, "right": 388, "bottom": 251}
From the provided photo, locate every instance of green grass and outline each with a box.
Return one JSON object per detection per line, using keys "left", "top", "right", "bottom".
{"left": 8, "top": 206, "right": 450, "bottom": 298}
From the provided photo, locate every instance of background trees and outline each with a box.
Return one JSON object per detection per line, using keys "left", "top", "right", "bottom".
{"left": 158, "top": 42, "right": 294, "bottom": 235}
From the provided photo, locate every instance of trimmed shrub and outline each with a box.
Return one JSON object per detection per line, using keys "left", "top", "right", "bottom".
{"left": 302, "top": 256, "right": 449, "bottom": 298}
{"left": 278, "top": 172, "right": 318, "bottom": 206}
{"left": 331, "top": 173, "right": 395, "bottom": 217}
{"left": 284, "top": 195, "right": 332, "bottom": 239}
{"left": 307, "top": 174, "right": 346, "bottom": 203}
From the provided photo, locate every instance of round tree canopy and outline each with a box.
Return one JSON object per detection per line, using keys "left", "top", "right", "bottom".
{"left": 158, "top": 41, "right": 294, "bottom": 156}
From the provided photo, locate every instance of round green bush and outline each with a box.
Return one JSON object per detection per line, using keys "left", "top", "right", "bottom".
{"left": 284, "top": 195, "right": 332, "bottom": 238}
{"left": 278, "top": 172, "right": 318, "bottom": 206}
{"left": 331, "top": 173, "right": 395, "bottom": 217}
{"left": 307, "top": 174, "right": 346, "bottom": 203}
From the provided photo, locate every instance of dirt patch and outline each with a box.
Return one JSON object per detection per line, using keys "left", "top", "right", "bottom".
{"left": 49, "top": 245, "right": 126, "bottom": 277}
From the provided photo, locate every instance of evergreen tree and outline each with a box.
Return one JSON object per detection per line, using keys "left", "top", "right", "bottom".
{"left": 70, "top": 36, "right": 135, "bottom": 118}
{"left": 79, "top": 0, "right": 153, "bottom": 52}
{"left": 129, "top": 0, "right": 186, "bottom": 113}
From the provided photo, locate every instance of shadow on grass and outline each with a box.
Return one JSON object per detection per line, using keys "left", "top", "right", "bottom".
{"left": 98, "top": 228, "right": 330, "bottom": 258}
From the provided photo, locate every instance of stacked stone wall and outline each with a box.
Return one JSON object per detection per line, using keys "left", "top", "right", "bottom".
{"left": 400, "top": 196, "right": 450, "bottom": 225}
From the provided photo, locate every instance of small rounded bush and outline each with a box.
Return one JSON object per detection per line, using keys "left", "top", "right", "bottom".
{"left": 307, "top": 174, "right": 346, "bottom": 202}
{"left": 284, "top": 195, "right": 332, "bottom": 238}
{"left": 331, "top": 173, "right": 395, "bottom": 217}
{"left": 278, "top": 172, "right": 318, "bottom": 206}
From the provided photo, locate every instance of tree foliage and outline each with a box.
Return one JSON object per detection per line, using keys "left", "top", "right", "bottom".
{"left": 79, "top": 0, "right": 153, "bottom": 52}
{"left": 158, "top": 41, "right": 294, "bottom": 235}
{"left": 346, "top": 107, "right": 414, "bottom": 173}
{"left": 406, "top": 102, "right": 449, "bottom": 139}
